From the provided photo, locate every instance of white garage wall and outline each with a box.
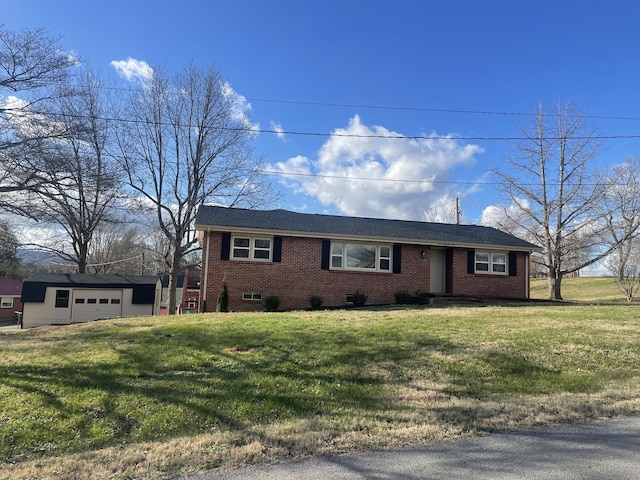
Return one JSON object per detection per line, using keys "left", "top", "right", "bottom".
{"left": 22, "top": 282, "right": 161, "bottom": 328}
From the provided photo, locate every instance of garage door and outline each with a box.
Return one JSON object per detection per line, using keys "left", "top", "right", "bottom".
{"left": 71, "top": 289, "right": 123, "bottom": 323}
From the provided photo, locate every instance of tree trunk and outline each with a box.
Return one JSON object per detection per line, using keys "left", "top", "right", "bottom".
{"left": 77, "top": 244, "right": 88, "bottom": 273}
{"left": 548, "top": 269, "right": 563, "bottom": 300}
{"left": 166, "top": 247, "right": 183, "bottom": 315}
{"left": 167, "top": 271, "right": 178, "bottom": 315}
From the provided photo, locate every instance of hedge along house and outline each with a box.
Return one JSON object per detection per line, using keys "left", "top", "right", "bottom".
{"left": 21, "top": 273, "right": 162, "bottom": 328}
{"left": 195, "top": 206, "right": 541, "bottom": 312}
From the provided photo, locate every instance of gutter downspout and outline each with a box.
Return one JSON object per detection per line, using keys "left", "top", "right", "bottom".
{"left": 526, "top": 252, "right": 530, "bottom": 299}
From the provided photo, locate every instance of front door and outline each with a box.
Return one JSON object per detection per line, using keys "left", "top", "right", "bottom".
{"left": 429, "top": 248, "right": 446, "bottom": 294}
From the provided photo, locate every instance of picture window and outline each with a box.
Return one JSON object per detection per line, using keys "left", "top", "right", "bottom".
{"left": 330, "top": 242, "right": 392, "bottom": 272}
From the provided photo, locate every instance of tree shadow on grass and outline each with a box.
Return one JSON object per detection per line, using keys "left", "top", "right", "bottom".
{"left": 0, "top": 325, "right": 422, "bottom": 461}
{"left": 0, "top": 322, "right": 601, "bottom": 463}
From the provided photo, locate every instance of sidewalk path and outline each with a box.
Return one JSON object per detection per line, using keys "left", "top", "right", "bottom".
{"left": 182, "top": 415, "right": 640, "bottom": 480}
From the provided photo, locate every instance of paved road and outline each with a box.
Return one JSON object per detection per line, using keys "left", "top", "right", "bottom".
{"left": 182, "top": 415, "right": 640, "bottom": 479}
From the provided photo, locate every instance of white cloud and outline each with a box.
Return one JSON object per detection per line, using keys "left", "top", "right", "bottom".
{"left": 61, "top": 50, "right": 81, "bottom": 67}
{"left": 221, "top": 81, "right": 260, "bottom": 132}
{"left": 110, "top": 57, "right": 154, "bottom": 82}
{"left": 1, "top": 95, "right": 29, "bottom": 123}
{"left": 274, "top": 115, "right": 483, "bottom": 219}
{"left": 480, "top": 201, "right": 536, "bottom": 235}
{"left": 270, "top": 121, "right": 286, "bottom": 140}
{"left": 0, "top": 95, "right": 65, "bottom": 138}
{"left": 480, "top": 204, "right": 511, "bottom": 228}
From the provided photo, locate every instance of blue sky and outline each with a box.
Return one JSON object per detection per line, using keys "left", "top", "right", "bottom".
{"left": 4, "top": 0, "right": 640, "bottom": 223}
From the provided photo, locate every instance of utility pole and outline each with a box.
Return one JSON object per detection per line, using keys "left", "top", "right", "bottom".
{"left": 456, "top": 197, "right": 460, "bottom": 225}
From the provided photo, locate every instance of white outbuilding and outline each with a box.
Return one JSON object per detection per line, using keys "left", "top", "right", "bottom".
{"left": 20, "top": 273, "right": 161, "bottom": 328}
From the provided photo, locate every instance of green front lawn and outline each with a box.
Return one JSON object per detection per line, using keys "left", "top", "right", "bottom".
{"left": 1, "top": 299, "right": 639, "bottom": 479}
{"left": 530, "top": 276, "right": 630, "bottom": 303}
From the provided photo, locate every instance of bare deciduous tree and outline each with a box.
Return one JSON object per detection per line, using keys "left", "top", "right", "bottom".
{"left": 23, "top": 69, "right": 121, "bottom": 273}
{"left": 0, "top": 25, "right": 77, "bottom": 212}
{"left": 0, "top": 220, "right": 20, "bottom": 277}
{"left": 421, "top": 195, "right": 461, "bottom": 224}
{"left": 118, "top": 62, "right": 276, "bottom": 314}
{"left": 0, "top": 26, "right": 73, "bottom": 98}
{"left": 597, "top": 157, "right": 640, "bottom": 281}
{"left": 494, "top": 102, "right": 628, "bottom": 300}
{"left": 87, "top": 224, "right": 146, "bottom": 274}
{"left": 605, "top": 241, "right": 640, "bottom": 302}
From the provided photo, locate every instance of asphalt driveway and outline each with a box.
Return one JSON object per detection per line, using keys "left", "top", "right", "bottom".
{"left": 182, "top": 415, "right": 640, "bottom": 480}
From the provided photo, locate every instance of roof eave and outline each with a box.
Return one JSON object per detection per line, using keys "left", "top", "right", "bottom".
{"left": 195, "top": 225, "right": 541, "bottom": 253}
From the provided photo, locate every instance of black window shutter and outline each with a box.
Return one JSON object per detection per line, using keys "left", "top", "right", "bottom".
{"left": 220, "top": 233, "right": 231, "bottom": 260}
{"left": 273, "top": 236, "right": 283, "bottom": 262}
{"left": 509, "top": 251, "right": 517, "bottom": 276}
{"left": 321, "top": 239, "right": 330, "bottom": 270}
{"left": 393, "top": 244, "right": 402, "bottom": 274}
{"left": 467, "top": 250, "right": 475, "bottom": 274}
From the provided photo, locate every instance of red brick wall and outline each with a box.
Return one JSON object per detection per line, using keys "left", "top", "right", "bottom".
{"left": 0, "top": 297, "right": 22, "bottom": 321}
{"left": 448, "top": 249, "right": 529, "bottom": 298}
{"left": 201, "top": 232, "right": 529, "bottom": 311}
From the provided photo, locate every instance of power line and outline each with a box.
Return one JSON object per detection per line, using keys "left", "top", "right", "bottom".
{"left": 257, "top": 168, "right": 629, "bottom": 188}
{"left": 50, "top": 83, "right": 640, "bottom": 122}
{"left": 246, "top": 98, "right": 640, "bottom": 122}
{"left": 257, "top": 129, "right": 640, "bottom": 141}
{"left": 50, "top": 253, "right": 143, "bottom": 269}
{"left": 15, "top": 107, "right": 640, "bottom": 142}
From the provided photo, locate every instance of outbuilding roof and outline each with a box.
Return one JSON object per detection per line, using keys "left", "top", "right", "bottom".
{"left": 195, "top": 206, "right": 540, "bottom": 252}
{"left": 0, "top": 278, "right": 22, "bottom": 296}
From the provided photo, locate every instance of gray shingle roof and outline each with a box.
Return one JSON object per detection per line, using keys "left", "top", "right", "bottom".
{"left": 23, "top": 273, "right": 158, "bottom": 286}
{"left": 195, "top": 206, "right": 540, "bottom": 251}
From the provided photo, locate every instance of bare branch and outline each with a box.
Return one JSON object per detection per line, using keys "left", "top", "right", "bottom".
{"left": 117, "top": 62, "right": 279, "bottom": 314}
{"left": 492, "top": 102, "right": 615, "bottom": 300}
{"left": 0, "top": 25, "right": 78, "bottom": 211}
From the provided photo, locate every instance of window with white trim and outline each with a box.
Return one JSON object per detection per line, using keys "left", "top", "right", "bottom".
{"left": 242, "top": 292, "right": 262, "bottom": 301}
{"left": 55, "top": 289, "right": 70, "bottom": 308}
{"left": 1, "top": 297, "right": 12, "bottom": 308}
{"left": 475, "top": 251, "right": 508, "bottom": 275}
{"left": 231, "top": 236, "right": 272, "bottom": 261}
{"left": 330, "top": 242, "right": 392, "bottom": 272}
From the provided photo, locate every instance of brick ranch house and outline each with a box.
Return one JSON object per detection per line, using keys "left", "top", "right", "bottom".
{"left": 195, "top": 206, "right": 541, "bottom": 312}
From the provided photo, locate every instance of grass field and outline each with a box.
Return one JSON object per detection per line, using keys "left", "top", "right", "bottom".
{"left": 1, "top": 278, "right": 639, "bottom": 479}
{"left": 530, "top": 276, "right": 630, "bottom": 303}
